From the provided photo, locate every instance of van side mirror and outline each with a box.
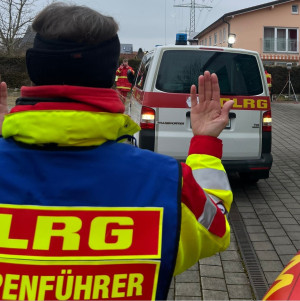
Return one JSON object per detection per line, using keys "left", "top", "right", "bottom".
{"left": 127, "top": 70, "right": 135, "bottom": 85}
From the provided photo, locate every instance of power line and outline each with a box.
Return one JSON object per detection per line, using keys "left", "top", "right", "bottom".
{"left": 174, "top": 0, "right": 212, "bottom": 36}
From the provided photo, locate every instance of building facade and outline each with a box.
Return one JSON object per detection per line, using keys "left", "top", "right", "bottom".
{"left": 195, "top": 0, "right": 300, "bottom": 66}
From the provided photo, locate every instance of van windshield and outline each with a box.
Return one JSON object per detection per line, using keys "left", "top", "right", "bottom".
{"left": 156, "top": 50, "right": 263, "bottom": 95}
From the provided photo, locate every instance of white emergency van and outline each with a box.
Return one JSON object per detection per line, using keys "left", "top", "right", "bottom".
{"left": 128, "top": 45, "right": 273, "bottom": 183}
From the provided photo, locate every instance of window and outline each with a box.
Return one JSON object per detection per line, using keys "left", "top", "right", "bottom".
{"left": 277, "top": 28, "right": 286, "bottom": 51}
{"left": 136, "top": 55, "right": 152, "bottom": 89}
{"left": 204, "top": 38, "right": 207, "bottom": 45}
{"left": 209, "top": 36, "right": 212, "bottom": 46}
{"left": 155, "top": 50, "right": 263, "bottom": 95}
{"left": 214, "top": 33, "right": 217, "bottom": 45}
{"left": 223, "top": 28, "right": 227, "bottom": 42}
{"left": 219, "top": 30, "right": 223, "bottom": 44}
{"left": 292, "top": 4, "right": 298, "bottom": 14}
{"left": 264, "top": 27, "right": 298, "bottom": 52}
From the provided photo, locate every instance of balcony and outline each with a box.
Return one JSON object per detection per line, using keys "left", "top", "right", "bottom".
{"left": 264, "top": 38, "right": 298, "bottom": 53}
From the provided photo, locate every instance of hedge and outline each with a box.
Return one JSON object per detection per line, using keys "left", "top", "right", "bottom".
{"left": 0, "top": 56, "right": 31, "bottom": 88}
{"left": 265, "top": 66, "right": 300, "bottom": 95}
{"left": 0, "top": 56, "right": 142, "bottom": 89}
{"left": 1, "top": 55, "right": 300, "bottom": 95}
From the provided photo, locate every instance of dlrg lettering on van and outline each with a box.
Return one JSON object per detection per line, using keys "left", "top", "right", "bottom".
{"left": 129, "top": 45, "right": 272, "bottom": 183}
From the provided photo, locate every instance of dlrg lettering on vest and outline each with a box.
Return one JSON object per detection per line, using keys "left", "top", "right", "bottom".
{"left": 0, "top": 205, "right": 163, "bottom": 300}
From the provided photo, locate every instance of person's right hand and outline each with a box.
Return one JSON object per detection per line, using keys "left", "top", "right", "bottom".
{"left": 0, "top": 82, "right": 9, "bottom": 136}
{"left": 190, "top": 71, "right": 234, "bottom": 137}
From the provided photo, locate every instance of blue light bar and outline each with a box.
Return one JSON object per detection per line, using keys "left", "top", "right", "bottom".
{"left": 176, "top": 33, "right": 187, "bottom": 45}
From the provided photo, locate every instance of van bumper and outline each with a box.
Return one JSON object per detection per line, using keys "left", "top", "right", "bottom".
{"left": 138, "top": 129, "right": 155, "bottom": 151}
{"left": 222, "top": 153, "right": 273, "bottom": 179}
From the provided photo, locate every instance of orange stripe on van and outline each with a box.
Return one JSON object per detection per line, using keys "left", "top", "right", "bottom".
{"left": 132, "top": 88, "right": 270, "bottom": 110}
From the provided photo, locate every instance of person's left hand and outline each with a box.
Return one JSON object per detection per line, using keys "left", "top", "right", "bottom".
{"left": 0, "top": 82, "right": 9, "bottom": 136}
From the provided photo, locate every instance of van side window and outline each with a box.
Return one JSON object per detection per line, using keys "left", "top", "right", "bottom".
{"left": 156, "top": 50, "right": 263, "bottom": 96}
{"left": 136, "top": 56, "right": 151, "bottom": 90}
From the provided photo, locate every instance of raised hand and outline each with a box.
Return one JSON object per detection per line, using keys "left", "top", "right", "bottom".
{"left": 0, "top": 82, "right": 9, "bottom": 136}
{"left": 190, "top": 71, "right": 234, "bottom": 137}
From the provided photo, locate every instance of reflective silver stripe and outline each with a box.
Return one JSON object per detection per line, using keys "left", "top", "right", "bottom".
{"left": 198, "top": 193, "right": 217, "bottom": 230}
{"left": 207, "top": 193, "right": 227, "bottom": 215}
{"left": 192, "top": 168, "right": 231, "bottom": 191}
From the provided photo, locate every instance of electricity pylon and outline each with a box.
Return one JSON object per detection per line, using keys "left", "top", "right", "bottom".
{"left": 174, "top": 0, "right": 212, "bottom": 36}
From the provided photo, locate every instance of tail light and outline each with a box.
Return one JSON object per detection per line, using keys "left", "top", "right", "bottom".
{"left": 140, "top": 106, "right": 155, "bottom": 130}
{"left": 263, "top": 110, "right": 272, "bottom": 132}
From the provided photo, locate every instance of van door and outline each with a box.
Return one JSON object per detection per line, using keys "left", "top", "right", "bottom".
{"left": 153, "top": 49, "right": 265, "bottom": 161}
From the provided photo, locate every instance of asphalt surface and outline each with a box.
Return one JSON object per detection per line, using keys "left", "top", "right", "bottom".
{"left": 168, "top": 101, "right": 300, "bottom": 300}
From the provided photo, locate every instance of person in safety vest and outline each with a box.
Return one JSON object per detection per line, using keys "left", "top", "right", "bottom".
{"left": 115, "top": 58, "right": 135, "bottom": 100}
{"left": 265, "top": 69, "right": 272, "bottom": 101}
{"left": 0, "top": 3, "right": 234, "bottom": 301}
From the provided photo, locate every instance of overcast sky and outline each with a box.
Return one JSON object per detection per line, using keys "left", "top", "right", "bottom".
{"left": 33, "top": 0, "right": 276, "bottom": 51}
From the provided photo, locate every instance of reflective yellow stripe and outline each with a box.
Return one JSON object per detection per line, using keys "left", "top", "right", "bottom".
{"left": 116, "top": 86, "right": 131, "bottom": 90}
{"left": 205, "top": 189, "right": 232, "bottom": 212}
{"left": 186, "top": 154, "right": 233, "bottom": 212}
{"left": 3, "top": 111, "right": 140, "bottom": 146}
{"left": 186, "top": 154, "right": 225, "bottom": 171}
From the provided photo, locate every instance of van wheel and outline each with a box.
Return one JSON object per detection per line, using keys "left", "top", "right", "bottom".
{"left": 239, "top": 172, "right": 260, "bottom": 184}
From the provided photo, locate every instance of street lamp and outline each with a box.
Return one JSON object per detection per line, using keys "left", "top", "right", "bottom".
{"left": 228, "top": 33, "right": 236, "bottom": 47}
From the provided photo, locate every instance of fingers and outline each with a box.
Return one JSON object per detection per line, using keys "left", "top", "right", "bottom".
{"left": 0, "top": 82, "right": 8, "bottom": 100}
{"left": 211, "top": 73, "right": 220, "bottom": 103}
{"left": 0, "top": 82, "right": 8, "bottom": 114}
{"left": 0, "top": 81, "right": 8, "bottom": 135}
{"left": 198, "top": 71, "right": 217, "bottom": 103}
{"left": 192, "top": 71, "right": 220, "bottom": 105}
{"left": 221, "top": 100, "right": 234, "bottom": 119}
{"left": 190, "top": 84, "right": 197, "bottom": 108}
{"left": 198, "top": 74, "right": 205, "bottom": 103}
{"left": 204, "top": 71, "right": 212, "bottom": 101}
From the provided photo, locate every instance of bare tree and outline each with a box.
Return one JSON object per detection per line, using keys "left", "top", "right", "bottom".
{"left": 0, "top": 0, "right": 37, "bottom": 55}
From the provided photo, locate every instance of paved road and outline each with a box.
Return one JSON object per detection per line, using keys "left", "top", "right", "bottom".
{"left": 168, "top": 102, "right": 300, "bottom": 300}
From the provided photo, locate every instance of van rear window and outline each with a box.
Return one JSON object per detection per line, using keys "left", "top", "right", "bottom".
{"left": 156, "top": 50, "right": 263, "bottom": 95}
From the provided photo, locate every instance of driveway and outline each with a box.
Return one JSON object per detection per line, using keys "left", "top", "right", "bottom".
{"left": 169, "top": 101, "right": 300, "bottom": 300}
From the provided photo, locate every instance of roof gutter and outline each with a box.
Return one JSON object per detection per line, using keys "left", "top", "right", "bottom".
{"left": 222, "top": 16, "right": 230, "bottom": 47}
{"left": 195, "top": 0, "right": 293, "bottom": 40}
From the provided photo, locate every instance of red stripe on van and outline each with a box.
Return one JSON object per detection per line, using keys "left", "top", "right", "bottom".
{"left": 132, "top": 88, "right": 271, "bottom": 110}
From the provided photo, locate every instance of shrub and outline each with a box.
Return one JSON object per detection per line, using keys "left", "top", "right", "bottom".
{"left": 0, "top": 56, "right": 31, "bottom": 88}
{"left": 265, "top": 66, "right": 300, "bottom": 95}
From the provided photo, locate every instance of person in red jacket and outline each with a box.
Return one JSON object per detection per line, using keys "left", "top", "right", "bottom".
{"left": 0, "top": 3, "right": 234, "bottom": 300}
{"left": 265, "top": 69, "right": 272, "bottom": 100}
{"left": 115, "top": 58, "right": 134, "bottom": 99}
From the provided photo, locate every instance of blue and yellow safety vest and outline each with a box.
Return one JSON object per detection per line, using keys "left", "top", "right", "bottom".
{"left": 0, "top": 138, "right": 181, "bottom": 300}
{"left": 0, "top": 84, "right": 233, "bottom": 300}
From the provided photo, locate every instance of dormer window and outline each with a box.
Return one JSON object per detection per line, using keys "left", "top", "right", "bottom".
{"left": 292, "top": 4, "right": 298, "bottom": 14}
